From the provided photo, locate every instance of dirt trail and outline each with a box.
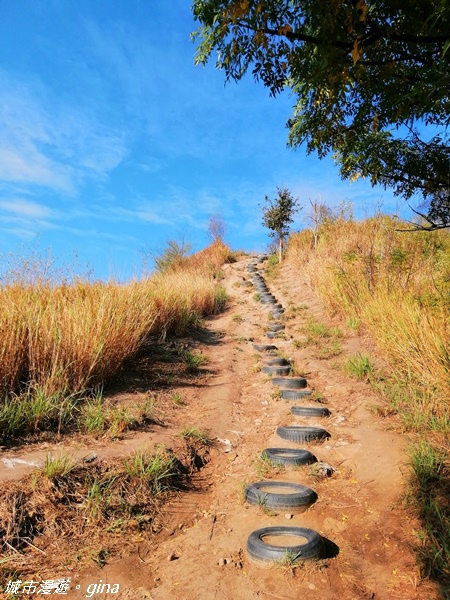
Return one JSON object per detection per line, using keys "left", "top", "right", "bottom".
{"left": 1, "top": 257, "right": 438, "bottom": 599}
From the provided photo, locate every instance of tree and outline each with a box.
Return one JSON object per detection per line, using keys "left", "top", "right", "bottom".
{"left": 306, "top": 198, "right": 333, "bottom": 250}
{"left": 191, "top": 1, "right": 450, "bottom": 229}
{"left": 261, "top": 187, "right": 300, "bottom": 262}
{"left": 207, "top": 212, "right": 226, "bottom": 242}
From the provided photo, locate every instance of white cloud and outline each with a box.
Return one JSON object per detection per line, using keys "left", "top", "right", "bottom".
{"left": 0, "top": 70, "right": 129, "bottom": 194}
{"left": 0, "top": 198, "right": 53, "bottom": 219}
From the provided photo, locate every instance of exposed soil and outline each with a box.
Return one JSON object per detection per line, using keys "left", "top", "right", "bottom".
{"left": 0, "top": 257, "right": 439, "bottom": 600}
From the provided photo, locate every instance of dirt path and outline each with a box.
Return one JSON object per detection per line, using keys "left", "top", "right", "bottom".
{"left": 1, "top": 257, "right": 438, "bottom": 599}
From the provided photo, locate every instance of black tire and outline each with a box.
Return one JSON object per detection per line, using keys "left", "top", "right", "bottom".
{"left": 262, "top": 357, "right": 289, "bottom": 366}
{"left": 253, "top": 343, "right": 278, "bottom": 352}
{"left": 269, "top": 324, "right": 285, "bottom": 332}
{"left": 262, "top": 448, "right": 316, "bottom": 466}
{"left": 261, "top": 365, "right": 291, "bottom": 376}
{"left": 281, "top": 389, "right": 312, "bottom": 400}
{"left": 266, "top": 331, "right": 283, "bottom": 339}
{"left": 277, "top": 426, "right": 331, "bottom": 443}
{"left": 245, "top": 481, "right": 317, "bottom": 510}
{"left": 247, "top": 527, "right": 325, "bottom": 563}
{"left": 272, "top": 377, "right": 307, "bottom": 389}
{"left": 291, "top": 405, "right": 331, "bottom": 417}
{"left": 271, "top": 311, "right": 284, "bottom": 318}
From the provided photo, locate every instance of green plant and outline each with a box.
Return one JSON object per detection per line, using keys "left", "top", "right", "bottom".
{"left": 232, "top": 314, "right": 244, "bottom": 323}
{"left": 123, "top": 447, "right": 177, "bottom": 494}
{"left": 183, "top": 350, "right": 208, "bottom": 373}
{"left": 408, "top": 440, "right": 450, "bottom": 585}
{"left": 343, "top": 353, "right": 375, "bottom": 380}
{"left": 43, "top": 453, "right": 77, "bottom": 479}
{"left": 255, "top": 453, "right": 284, "bottom": 478}
{"left": 171, "top": 392, "right": 183, "bottom": 406}
{"left": 179, "top": 426, "right": 212, "bottom": 446}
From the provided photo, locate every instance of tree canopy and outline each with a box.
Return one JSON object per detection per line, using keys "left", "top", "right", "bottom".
{"left": 191, "top": 0, "right": 450, "bottom": 229}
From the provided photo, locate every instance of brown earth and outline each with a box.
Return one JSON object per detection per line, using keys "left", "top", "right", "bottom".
{"left": 0, "top": 256, "right": 439, "bottom": 600}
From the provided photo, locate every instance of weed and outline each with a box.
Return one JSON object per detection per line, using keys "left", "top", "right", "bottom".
{"left": 232, "top": 314, "right": 244, "bottom": 323}
{"left": 343, "top": 353, "right": 375, "bottom": 380}
{"left": 253, "top": 292, "right": 261, "bottom": 302}
{"left": 346, "top": 316, "right": 361, "bottom": 330}
{"left": 255, "top": 453, "right": 284, "bottom": 478}
{"left": 123, "top": 447, "right": 177, "bottom": 494}
{"left": 43, "top": 453, "right": 77, "bottom": 479}
{"left": 183, "top": 350, "right": 208, "bottom": 373}
{"left": 179, "top": 426, "right": 212, "bottom": 446}
{"left": 408, "top": 440, "right": 450, "bottom": 585}
{"left": 317, "top": 340, "right": 342, "bottom": 359}
{"left": 171, "top": 392, "right": 183, "bottom": 406}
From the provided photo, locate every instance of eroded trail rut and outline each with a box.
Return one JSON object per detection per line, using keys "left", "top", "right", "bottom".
{"left": 1, "top": 257, "right": 437, "bottom": 599}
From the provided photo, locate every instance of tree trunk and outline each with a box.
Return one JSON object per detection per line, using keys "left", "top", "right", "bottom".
{"left": 278, "top": 237, "right": 283, "bottom": 263}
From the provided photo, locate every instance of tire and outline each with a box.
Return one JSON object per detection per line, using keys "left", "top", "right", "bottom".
{"left": 253, "top": 344, "right": 278, "bottom": 352}
{"left": 281, "top": 389, "right": 312, "bottom": 400}
{"left": 262, "top": 448, "right": 316, "bottom": 467}
{"left": 272, "top": 377, "right": 307, "bottom": 389}
{"left": 269, "top": 324, "right": 285, "bottom": 332}
{"left": 261, "top": 365, "right": 291, "bottom": 376}
{"left": 266, "top": 331, "right": 282, "bottom": 339}
{"left": 247, "top": 527, "right": 325, "bottom": 563}
{"left": 291, "top": 405, "right": 331, "bottom": 417}
{"left": 262, "top": 357, "right": 289, "bottom": 366}
{"left": 271, "top": 311, "right": 284, "bottom": 318}
{"left": 277, "top": 426, "right": 330, "bottom": 443}
{"left": 245, "top": 481, "right": 317, "bottom": 510}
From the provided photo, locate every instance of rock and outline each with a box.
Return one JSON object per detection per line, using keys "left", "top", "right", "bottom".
{"left": 285, "top": 513, "right": 293, "bottom": 520}
{"left": 218, "top": 558, "right": 226, "bottom": 566}
{"left": 167, "top": 553, "right": 178, "bottom": 562}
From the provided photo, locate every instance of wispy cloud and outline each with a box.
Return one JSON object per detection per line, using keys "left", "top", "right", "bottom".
{"left": 0, "top": 69, "right": 128, "bottom": 195}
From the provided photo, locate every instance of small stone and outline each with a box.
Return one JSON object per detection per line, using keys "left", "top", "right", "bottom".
{"left": 167, "top": 553, "right": 178, "bottom": 561}
{"left": 235, "top": 561, "right": 243, "bottom": 569}
{"left": 308, "top": 583, "right": 316, "bottom": 590}
{"left": 285, "top": 513, "right": 293, "bottom": 520}
{"left": 178, "top": 522, "right": 184, "bottom": 529}
{"left": 218, "top": 558, "right": 226, "bottom": 566}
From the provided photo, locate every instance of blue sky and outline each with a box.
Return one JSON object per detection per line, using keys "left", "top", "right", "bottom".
{"left": 0, "top": 1, "right": 406, "bottom": 281}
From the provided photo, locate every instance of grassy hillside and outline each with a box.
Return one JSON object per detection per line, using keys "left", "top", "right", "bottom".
{"left": 0, "top": 240, "right": 233, "bottom": 442}
{"left": 286, "top": 215, "right": 450, "bottom": 589}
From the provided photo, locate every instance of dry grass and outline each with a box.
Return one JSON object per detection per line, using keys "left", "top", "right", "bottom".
{"left": 287, "top": 215, "right": 450, "bottom": 424}
{"left": 0, "top": 242, "right": 229, "bottom": 440}
{"left": 0, "top": 445, "right": 194, "bottom": 580}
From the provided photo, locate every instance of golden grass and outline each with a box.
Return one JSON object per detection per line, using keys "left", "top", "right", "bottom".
{"left": 0, "top": 242, "right": 229, "bottom": 403}
{"left": 287, "top": 216, "right": 450, "bottom": 422}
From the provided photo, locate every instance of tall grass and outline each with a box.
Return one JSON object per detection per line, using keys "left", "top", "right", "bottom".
{"left": 0, "top": 242, "right": 230, "bottom": 439}
{"left": 287, "top": 215, "right": 450, "bottom": 589}
{"left": 287, "top": 215, "right": 450, "bottom": 425}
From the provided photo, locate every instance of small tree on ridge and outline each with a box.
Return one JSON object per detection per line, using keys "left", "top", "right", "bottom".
{"left": 261, "top": 188, "right": 301, "bottom": 263}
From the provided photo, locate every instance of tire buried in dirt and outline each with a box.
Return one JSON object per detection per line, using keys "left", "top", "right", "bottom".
{"left": 245, "top": 481, "right": 317, "bottom": 510}
{"left": 262, "top": 448, "right": 317, "bottom": 466}
{"left": 261, "top": 365, "right": 291, "bottom": 375}
{"left": 272, "top": 377, "right": 307, "bottom": 389}
{"left": 277, "top": 426, "right": 331, "bottom": 443}
{"left": 291, "top": 405, "right": 331, "bottom": 417}
{"left": 281, "top": 389, "right": 312, "bottom": 400}
{"left": 247, "top": 526, "right": 325, "bottom": 563}
{"left": 253, "top": 344, "right": 278, "bottom": 352}
{"left": 262, "top": 357, "right": 289, "bottom": 366}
